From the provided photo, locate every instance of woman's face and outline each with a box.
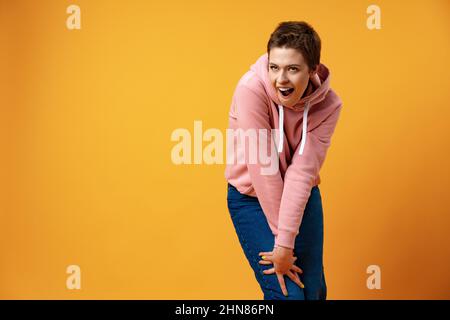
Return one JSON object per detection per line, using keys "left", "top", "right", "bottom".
{"left": 268, "top": 47, "right": 317, "bottom": 108}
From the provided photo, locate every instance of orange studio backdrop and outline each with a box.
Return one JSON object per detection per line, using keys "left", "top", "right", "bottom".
{"left": 1, "top": 0, "right": 450, "bottom": 299}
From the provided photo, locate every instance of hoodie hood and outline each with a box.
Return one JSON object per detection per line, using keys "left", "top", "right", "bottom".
{"left": 249, "top": 53, "right": 332, "bottom": 155}
{"left": 250, "top": 53, "right": 331, "bottom": 111}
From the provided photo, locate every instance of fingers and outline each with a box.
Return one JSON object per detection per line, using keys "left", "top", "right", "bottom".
{"left": 292, "top": 265, "right": 303, "bottom": 274}
{"left": 259, "top": 253, "right": 274, "bottom": 265}
{"left": 258, "top": 251, "right": 273, "bottom": 257}
{"left": 287, "top": 270, "right": 305, "bottom": 289}
{"left": 262, "top": 267, "right": 304, "bottom": 297}
{"left": 276, "top": 273, "right": 288, "bottom": 297}
{"left": 294, "top": 272, "right": 305, "bottom": 289}
{"left": 261, "top": 254, "right": 303, "bottom": 273}
{"left": 291, "top": 256, "right": 303, "bottom": 274}
{"left": 262, "top": 267, "right": 275, "bottom": 275}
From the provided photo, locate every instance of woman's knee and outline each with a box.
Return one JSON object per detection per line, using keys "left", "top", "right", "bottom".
{"left": 260, "top": 276, "right": 305, "bottom": 300}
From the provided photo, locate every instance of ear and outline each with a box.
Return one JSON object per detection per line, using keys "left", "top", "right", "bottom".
{"left": 309, "top": 65, "right": 319, "bottom": 77}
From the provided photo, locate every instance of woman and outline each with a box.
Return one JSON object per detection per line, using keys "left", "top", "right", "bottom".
{"left": 225, "top": 21, "right": 342, "bottom": 300}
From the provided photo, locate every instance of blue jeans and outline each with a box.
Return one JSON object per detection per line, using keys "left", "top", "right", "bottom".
{"left": 227, "top": 183, "right": 327, "bottom": 300}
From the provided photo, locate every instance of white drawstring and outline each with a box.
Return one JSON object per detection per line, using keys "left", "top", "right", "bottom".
{"left": 299, "top": 101, "right": 310, "bottom": 155}
{"left": 277, "top": 101, "right": 310, "bottom": 155}
{"left": 277, "top": 105, "right": 284, "bottom": 153}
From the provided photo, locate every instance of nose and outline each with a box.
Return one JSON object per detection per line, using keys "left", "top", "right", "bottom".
{"left": 277, "top": 71, "right": 289, "bottom": 85}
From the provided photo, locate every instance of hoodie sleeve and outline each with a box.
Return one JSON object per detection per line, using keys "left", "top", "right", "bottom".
{"left": 234, "top": 84, "right": 284, "bottom": 237}
{"left": 275, "top": 103, "right": 343, "bottom": 249}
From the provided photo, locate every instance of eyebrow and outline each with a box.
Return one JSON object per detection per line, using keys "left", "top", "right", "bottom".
{"left": 269, "top": 63, "right": 302, "bottom": 67}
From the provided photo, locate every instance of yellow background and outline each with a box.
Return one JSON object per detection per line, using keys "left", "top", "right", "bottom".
{"left": 1, "top": 0, "right": 449, "bottom": 299}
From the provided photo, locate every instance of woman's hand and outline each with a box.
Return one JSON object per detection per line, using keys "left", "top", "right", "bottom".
{"left": 258, "top": 247, "right": 304, "bottom": 296}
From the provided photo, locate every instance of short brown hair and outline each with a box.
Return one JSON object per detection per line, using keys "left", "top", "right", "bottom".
{"left": 267, "top": 21, "right": 321, "bottom": 71}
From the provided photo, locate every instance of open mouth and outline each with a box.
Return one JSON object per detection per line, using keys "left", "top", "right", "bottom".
{"left": 278, "top": 87, "right": 294, "bottom": 97}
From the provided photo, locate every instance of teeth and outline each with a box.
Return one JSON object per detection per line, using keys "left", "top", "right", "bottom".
{"left": 279, "top": 88, "right": 294, "bottom": 97}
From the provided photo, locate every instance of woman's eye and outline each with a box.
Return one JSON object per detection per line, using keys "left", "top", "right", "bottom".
{"left": 270, "top": 66, "right": 297, "bottom": 72}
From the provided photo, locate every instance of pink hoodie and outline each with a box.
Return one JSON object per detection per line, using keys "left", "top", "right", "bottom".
{"left": 225, "top": 53, "right": 343, "bottom": 249}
